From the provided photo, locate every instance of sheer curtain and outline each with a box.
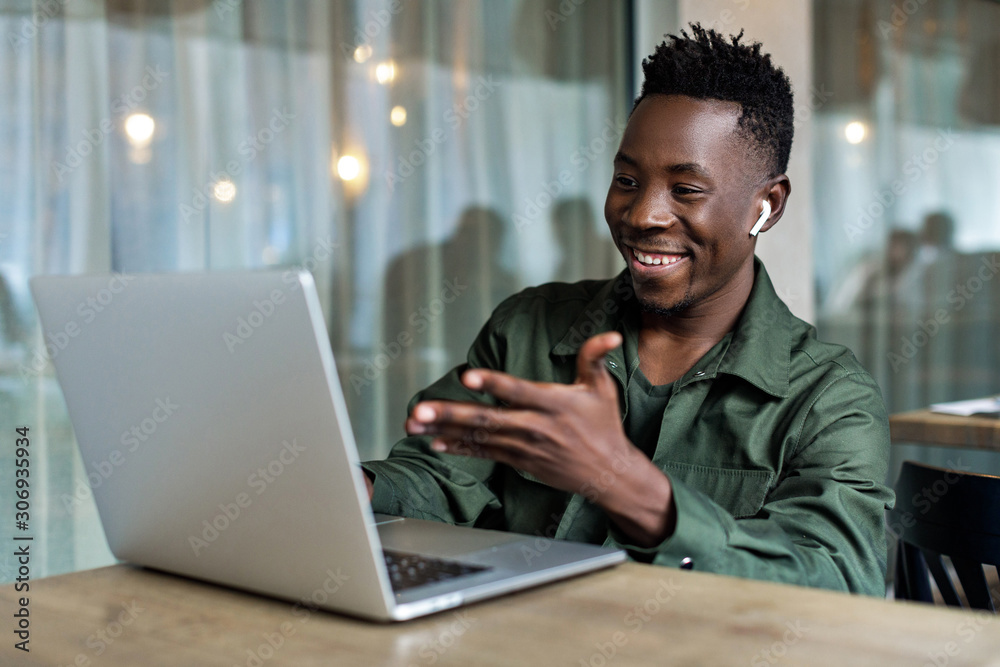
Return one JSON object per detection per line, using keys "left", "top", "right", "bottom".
{"left": 0, "top": 0, "right": 629, "bottom": 579}
{"left": 812, "top": 0, "right": 1000, "bottom": 475}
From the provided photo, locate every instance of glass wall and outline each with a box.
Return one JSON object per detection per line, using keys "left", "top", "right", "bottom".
{"left": 0, "top": 0, "right": 629, "bottom": 580}
{"left": 812, "top": 0, "right": 1000, "bottom": 475}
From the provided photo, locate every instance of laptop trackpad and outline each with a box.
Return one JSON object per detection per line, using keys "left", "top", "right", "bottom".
{"left": 376, "top": 516, "right": 526, "bottom": 559}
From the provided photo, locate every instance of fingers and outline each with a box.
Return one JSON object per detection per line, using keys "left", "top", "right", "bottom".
{"left": 406, "top": 401, "right": 528, "bottom": 439}
{"left": 575, "top": 331, "right": 622, "bottom": 388}
{"left": 460, "top": 368, "right": 555, "bottom": 409}
{"left": 429, "top": 433, "right": 535, "bottom": 464}
{"left": 406, "top": 401, "right": 551, "bottom": 458}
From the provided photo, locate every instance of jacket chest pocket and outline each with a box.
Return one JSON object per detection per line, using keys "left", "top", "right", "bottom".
{"left": 658, "top": 461, "right": 773, "bottom": 518}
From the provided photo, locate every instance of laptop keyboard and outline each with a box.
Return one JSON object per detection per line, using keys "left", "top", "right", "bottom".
{"left": 383, "top": 550, "right": 492, "bottom": 592}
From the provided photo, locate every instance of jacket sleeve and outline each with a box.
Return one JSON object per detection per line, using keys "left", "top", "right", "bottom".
{"left": 609, "top": 372, "right": 895, "bottom": 596}
{"left": 360, "top": 303, "right": 512, "bottom": 527}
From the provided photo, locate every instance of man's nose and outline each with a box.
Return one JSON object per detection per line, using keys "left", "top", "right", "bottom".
{"left": 624, "top": 188, "right": 674, "bottom": 229}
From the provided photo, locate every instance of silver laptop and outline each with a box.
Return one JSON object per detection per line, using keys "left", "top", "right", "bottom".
{"left": 30, "top": 270, "right": 625, "bottom": 621}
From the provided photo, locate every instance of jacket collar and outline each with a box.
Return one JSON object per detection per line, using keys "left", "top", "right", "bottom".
{"left": 550, "top": 257, "right": 792, "bottom": 398}
{"left": 712, "top": 258, "right": 791, "bottom": 398}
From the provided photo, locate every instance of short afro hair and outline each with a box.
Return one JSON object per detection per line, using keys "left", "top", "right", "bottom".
{"left": 636, "top": 23, "right": 794, "bottom": 178}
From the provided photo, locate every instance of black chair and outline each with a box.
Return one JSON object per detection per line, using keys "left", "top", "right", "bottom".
{"left": 890, "top": 460, "right": 1000, "bottom": 611}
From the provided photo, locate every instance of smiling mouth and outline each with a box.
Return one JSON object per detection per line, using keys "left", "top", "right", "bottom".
{"left": 629, "top": 247, "right": 687, "bottom": 267}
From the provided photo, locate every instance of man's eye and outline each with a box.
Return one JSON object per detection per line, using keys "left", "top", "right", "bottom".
{"left": 673, "top": 186, "right": 701, "bottom": 196}
{"left": 615, "top": 175, "right": 637, "bottom": 188}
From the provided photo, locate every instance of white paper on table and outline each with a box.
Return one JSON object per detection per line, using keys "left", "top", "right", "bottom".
{"left": 929, "top": 396, "right": 1000, "bottom": 417}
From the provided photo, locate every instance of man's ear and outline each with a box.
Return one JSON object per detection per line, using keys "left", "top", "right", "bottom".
{"left": 755, "top": 175, "right": 791, "bottom": 235}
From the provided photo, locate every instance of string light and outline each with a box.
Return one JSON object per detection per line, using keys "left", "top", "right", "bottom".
{"left": 213, "top": 179, "right": 237, "bottom": 203}
{"left": 845, "top": 121, "right": 867, "bottom": 145}
{"left": 124, "top": 113, "right": 155, "bottom": 147}
{"left": 336, "top": 155, "right": 361, "bottom": 181}
{"left": 390, "top": 106, "right": 407, "bottom": 126}
{"left": 375, "top": 60, "right": 396, "bottom": 85}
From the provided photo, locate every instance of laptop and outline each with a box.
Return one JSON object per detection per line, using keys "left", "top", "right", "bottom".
{"left": 30, "top": 270, "right": 625, "bottom": 621}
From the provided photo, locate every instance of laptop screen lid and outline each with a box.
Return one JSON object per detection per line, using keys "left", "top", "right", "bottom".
{"left": 31, "top": 271, "right": 398, "bottom": 619}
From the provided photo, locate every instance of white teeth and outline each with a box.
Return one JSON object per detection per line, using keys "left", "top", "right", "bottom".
{"left": 633, "top": 248, "right": 682, "bottom": 266}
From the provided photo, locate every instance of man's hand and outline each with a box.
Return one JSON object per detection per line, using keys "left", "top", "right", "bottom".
{"left": 405, "top": 332, "right": 676, "bottom": 547}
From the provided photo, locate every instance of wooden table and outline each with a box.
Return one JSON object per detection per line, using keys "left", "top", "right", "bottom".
{"left": 3, "top": 563, "right": 998, "bottom": 666}
{"left": 889, "top": 409, "right": 1000, "bottom": 452}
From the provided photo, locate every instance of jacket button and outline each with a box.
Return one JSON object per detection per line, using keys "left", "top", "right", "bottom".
{"left": 679, "top": 557, "right": 694, "bottom": 570}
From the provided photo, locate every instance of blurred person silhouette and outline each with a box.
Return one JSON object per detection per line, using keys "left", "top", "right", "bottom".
{"left": 551, "top": 197, "right": 622, "bottom": 282}
{"left": 379, "top": 206, "right": 515, "bottom": 438}
{"left": 899, "top": 211, "right": 959, "bottom": 313}
{"left": 917, "top": 211, "right": 955, "bottom": 264}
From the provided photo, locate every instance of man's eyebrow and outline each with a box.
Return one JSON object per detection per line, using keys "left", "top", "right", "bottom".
{"left": 665, "top": 162, "right": 712, "bottom": 180}
{"left": 613, "top": 152, "right": 712, "bottom": 180}
{"left": 613, "top": 151, "right": 636, "bottom": 166}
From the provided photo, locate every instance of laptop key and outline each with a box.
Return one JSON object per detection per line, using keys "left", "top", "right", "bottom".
{"left": 383, "top": 550, "right": 492, "bottom": 592}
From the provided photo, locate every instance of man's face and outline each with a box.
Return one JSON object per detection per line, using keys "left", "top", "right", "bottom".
{"left": 604, "top": 94, "right": 764, "bottom": 318}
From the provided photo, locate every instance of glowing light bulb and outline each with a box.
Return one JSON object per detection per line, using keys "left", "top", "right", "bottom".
{"left": 375, "top": 60, "right": 396, "bottom": 85}
{"left": 845, "top": 121, "right": 867, "bottom": 145}
{"left": 354, "top": 44, "right": 372, "bottom": 63}
{"left": 213, "top": 179, "right": 236, "bottom": 203}
{"left": 390, "top": 106, "right": 407, "bottom": 127}
{"left": 337, "top": 155, "right": 361, "bottom": 181}
{"left": 124, "top": 113, "right": 155, "bottom": 147}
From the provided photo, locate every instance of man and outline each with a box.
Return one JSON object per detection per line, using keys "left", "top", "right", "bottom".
{"left": 363, "top": 25, "right": 894, "bottom": 596}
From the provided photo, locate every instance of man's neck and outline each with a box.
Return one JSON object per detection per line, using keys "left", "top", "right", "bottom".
{"left": 635, "top": 263, "right": 755, "bottom": 386}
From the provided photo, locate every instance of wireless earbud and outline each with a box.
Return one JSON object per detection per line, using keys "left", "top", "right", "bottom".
{"left": 749, "top": 200, "right": 771, "bottom": 237}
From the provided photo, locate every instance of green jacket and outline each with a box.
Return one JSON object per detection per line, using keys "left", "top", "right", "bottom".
{"left": 363, "top": 259, "right": 895, "bottom": 595}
